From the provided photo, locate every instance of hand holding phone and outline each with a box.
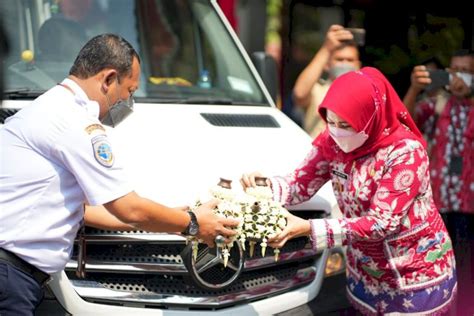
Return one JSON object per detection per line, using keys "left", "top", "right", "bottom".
{"left": 345, "top": 28, "right": 366, "bottom": 46}
{"left": 426, "top": 69, "right": 450, "bottom": 91}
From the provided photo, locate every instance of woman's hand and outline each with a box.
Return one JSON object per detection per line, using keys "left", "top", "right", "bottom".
{"left": 268, "top": 210, "right": 311, "bottom": 249}
{"left": 240, "top": 171, "right": 270, "bottom": 190}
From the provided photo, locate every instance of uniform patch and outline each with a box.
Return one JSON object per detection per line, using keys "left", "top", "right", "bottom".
{"left": 92, "top": 135, "right": 114, "bottom": 167}
{"left": 85, "top": 123, "right": 106, "bottom": 134}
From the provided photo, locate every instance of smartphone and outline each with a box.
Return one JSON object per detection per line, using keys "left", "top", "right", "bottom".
{"left": 345, "top": 28, "right": 366, "bottom": 46}
{"left": 426, "top": 69, "right": 450, "bottom": 91}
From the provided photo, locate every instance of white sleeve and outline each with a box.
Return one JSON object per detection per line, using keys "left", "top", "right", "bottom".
{"left": 49, "top": 119, "right": 133, "bottom": 206}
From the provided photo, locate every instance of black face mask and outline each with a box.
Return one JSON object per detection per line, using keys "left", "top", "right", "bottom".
{"left": 101, "top": 79, "right": 134, "bottom": 127}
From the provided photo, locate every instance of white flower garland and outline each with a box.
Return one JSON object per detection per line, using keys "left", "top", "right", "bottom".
{"left": 187, "top": 179, "right": 287, "bottom": 266}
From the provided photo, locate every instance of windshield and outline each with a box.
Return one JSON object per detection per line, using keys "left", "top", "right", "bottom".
{"left": 0, "top": 0, "right": 268, "bottom": 105}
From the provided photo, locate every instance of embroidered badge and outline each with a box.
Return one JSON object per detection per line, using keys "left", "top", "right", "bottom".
{"left": 85, "top": 123, "right": 106, "bottom": 134}
{"left": 92, "top": 135, "right": 114, "bottom": 167}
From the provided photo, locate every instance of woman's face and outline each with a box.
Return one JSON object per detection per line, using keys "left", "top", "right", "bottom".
{"left": 326, "top": 110, "right": 355, "bottom": 132}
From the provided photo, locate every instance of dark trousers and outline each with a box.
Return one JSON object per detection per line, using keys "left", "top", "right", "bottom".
{"left": 0, "top": 262, "right": 44, "bottom": 316}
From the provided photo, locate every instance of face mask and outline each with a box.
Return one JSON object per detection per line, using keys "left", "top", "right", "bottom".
{"left": 101, "top": 80, "right": 134, "bottom": 127}
{"left": 328, "top": 64, "right": 358, "bottom": 79}
{"left": 327, "top": 110, "right": 375, "bottom": 153}
{"left": 455, "top": 72, "right": 473, "bottom": 88}
{"left": 328, "top": 125, "right": 369, "bottom": 153}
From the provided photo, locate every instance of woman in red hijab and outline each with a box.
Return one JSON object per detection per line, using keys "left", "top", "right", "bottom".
{"left": 241, "top": 67, "right": 457, "bottom": 315}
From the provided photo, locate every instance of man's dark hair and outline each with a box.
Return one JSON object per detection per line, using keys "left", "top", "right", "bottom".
{"left": 336, "top": 40, "right": 359, "bottom": 51}
{"left": 452, "top": 49, "right": 474, "bottom": 58}
{"left": 69, "top": 33, "right": 140, "bottom": 81}
{"left": 420, "top": 56, "right": 444, "bottom": 69}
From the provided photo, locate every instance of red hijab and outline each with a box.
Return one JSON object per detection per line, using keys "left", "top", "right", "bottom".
{"left": 314, "top": 67, "right": 426, "bottom": 161}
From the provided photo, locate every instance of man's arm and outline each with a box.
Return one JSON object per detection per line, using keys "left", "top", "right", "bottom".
{"left": 102, "top": 191, "right": 239, "bottom": 246}
{"left": 85, "top": 205, "right": 137, "bottom": 231}
{"left": 293, "top": 25, "right": 352, "bottom": 108}
{"left": 402, "top": 65, "right": 431, "bottom": 116}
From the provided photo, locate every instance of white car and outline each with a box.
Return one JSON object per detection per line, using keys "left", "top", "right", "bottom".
{"left": 0, "top": 0, "right": 341, "bottom": 315}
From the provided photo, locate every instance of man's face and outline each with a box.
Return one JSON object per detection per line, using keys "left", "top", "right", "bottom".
{"left": 450, "top": 55, "right": 474, "bottom": 74}
{"left": 116, "top": 57, "right": 140, "bottom": 103}
{"left": 448, "top": 55, "right": 473, "bottom": 97}
{"left": 328, "top": 46, "right": 360, "bottom": 69}
{"left": 326, "top": 46, "right": 361, "bottom": 79}
{"left": 100, "top": 57, "right": 141, "bottom": 119}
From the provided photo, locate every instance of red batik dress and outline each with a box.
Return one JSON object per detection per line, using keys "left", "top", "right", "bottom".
{"left": 270, "top": 136, "right": 457, "bottom": 315}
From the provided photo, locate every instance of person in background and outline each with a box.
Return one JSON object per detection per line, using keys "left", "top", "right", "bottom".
{"left": 293, "top": 24, "right": 361, "bottom": 138}
{"left": 402, "top": 50, "right": 473, "bottom": 217}
{"left": 0, "top": 34, "right": 238, "bottom": 315}
{"left": 242, "top": 67, "right": 457, "bottom": 315}
{"left": 402, "top": 57, "right": 447, "bottom": 118}
{"left": 403, "top": 49, "right": 474, "bottom": 314}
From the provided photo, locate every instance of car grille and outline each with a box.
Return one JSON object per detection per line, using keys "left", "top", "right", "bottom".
{"left": 65, "top": 225, "right": 323, "bottom": 310}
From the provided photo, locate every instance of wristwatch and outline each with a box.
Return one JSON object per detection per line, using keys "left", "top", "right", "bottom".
{"left": 182, "top": 211, "right": 199, "bottom": 236}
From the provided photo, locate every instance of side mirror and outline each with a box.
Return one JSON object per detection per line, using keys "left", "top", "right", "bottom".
{"left": 251, "top": 52, "right": 278, "bottom": 103}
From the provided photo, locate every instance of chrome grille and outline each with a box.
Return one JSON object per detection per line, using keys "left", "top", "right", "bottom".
{"left": 65, "top": 222, "right": 324, "bottom": 309}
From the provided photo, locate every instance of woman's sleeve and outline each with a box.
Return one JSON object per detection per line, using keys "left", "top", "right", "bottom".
{"left": 309, "top": 141, "right": 429, "bottom": 251}
{"left": 269, "top": 143, "right": 331, "bottom": 206}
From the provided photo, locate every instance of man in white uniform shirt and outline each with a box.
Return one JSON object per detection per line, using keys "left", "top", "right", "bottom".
{"left": 0, "top": 34, "right": 238, "bottom": 315}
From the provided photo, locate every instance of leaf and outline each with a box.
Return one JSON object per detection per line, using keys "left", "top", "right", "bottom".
{"left": 362, "top": 265, "right": 385, "bottom": 278}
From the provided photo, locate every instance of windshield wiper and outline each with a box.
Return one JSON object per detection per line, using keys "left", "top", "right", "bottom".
{"left": 3, "top": 88, "right": 45, "bottom": 99}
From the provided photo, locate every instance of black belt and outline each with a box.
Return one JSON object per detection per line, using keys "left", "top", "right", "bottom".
{"left": 0, "top": 248, "right": 51, "bottom": 287}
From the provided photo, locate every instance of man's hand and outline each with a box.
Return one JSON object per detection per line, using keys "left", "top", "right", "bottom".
{"left": 173, "top": 205, "right": 190, "bottom": 212}
{"left": 267, "top": 210, "right": 310, "bottom": 249}
{"left": 323, "top": 24, "right": 354, "bottom": 53}
{"left": 193, "top": 199, "right": 240, "bottom": 247}
{"left": 409, "top": 65, "right": 431, "bottom": 92}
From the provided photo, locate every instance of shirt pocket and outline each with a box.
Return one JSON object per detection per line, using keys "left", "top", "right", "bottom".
{"left": 383, "top": 222, "right": 451, "bottom": 291}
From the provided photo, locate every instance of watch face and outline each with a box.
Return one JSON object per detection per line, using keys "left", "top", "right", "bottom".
{"left": 189, "top": 222, "right": 199, "bottom": 236}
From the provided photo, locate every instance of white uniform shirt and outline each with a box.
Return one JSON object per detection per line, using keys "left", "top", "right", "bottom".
{"left": 0, "top": 78, "right": 132, "bottom": 273}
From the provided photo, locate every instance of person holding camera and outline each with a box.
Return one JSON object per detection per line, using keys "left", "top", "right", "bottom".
{"left": 242, "top": 67, "right": 457, "bottom": 315}
{"left": 293, "top": 24, "right": 361, "bottom": 138}
{"left": 403, "top": 49, "right": 474, "bottom": 313}
{"left": 403, "top": 50, "right": 473, "bottom": 226}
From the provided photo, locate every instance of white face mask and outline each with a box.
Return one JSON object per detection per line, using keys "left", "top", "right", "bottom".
{"left": 328, "top": 64, "right": 358, "bottom": 79}
{"left": 454, "top": 72, "right": 473, "bottom": 88}
{"left": 328, "top": 125, "right": 369, "bottom": 153}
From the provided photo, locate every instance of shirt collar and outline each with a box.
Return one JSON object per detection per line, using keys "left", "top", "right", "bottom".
{"left": 60, "top": 78, "right": 101, "bottom": 119}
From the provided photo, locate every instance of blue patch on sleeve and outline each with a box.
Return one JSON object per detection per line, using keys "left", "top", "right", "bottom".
{"left": 92, "top": 135, "right": 114, "bottom": 168}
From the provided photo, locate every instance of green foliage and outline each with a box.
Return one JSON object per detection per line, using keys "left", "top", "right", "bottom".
{"left": 366, "top": 14, "right": 464, "bottom": 75}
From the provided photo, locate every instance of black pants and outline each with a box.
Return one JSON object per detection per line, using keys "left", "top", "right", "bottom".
{"left": 441, "top": 212, "right": 474, "bottom": 247}
{"left": 0, "top": 262, "right": 44, "bottom": 316}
